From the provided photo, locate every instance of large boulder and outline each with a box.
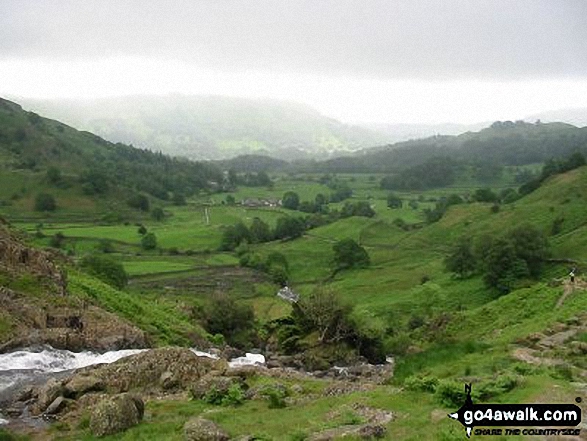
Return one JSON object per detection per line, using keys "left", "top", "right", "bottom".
{"left": 64, "top": 374, "right": 104, "bottom": 398}
{"left": 183, "top": 417, "right": 229, "bottom": 441}
{"left": 189, "top": 375, "right": 243, "bottom": 400}
{"left": 71, "top": 347, "right": 227, "bottom": 394}
{"left": 89, "top": 393, "right": 144, "bottom": 437}
{"left": 35, "top": 378, "right": 64, "bottom": 413}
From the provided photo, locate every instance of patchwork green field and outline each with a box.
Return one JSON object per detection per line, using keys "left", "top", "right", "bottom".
{"left": 3, "top": 166, "right": 587, "bottom": 441}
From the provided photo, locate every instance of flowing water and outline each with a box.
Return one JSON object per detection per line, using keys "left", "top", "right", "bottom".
{"left": 0, "top": 346, "right": 265, "bottom": 425}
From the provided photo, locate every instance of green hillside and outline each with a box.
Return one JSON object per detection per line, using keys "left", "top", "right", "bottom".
{"left": 0, "top": 97, "right": 222, "bottom": 220}
{"left": 2, "top": 100, "right": 587, "bottom": 440}
{"left": 16, "top": 95, "right": 392, "bottom": 160}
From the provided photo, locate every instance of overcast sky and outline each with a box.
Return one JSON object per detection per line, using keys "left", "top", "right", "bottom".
{"left": 1, "top": 0, "right": 586, "bottom": 124}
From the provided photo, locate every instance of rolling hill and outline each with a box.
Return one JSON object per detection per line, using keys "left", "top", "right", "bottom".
{"left": 14, "top": 95, "right": 394, "bottom": 160}
{"left": 0, "top": 97, "right": 222, "bottom": 220}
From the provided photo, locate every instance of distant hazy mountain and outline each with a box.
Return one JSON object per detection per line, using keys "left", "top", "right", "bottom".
{"left": 364, "top": 122, "right": 490, "bottom": 143}
{"left": 15, "top": 95, "right": 397, "bottom": 160}
{"left": 524, "top": 108, "right": 587, "bottom": 128}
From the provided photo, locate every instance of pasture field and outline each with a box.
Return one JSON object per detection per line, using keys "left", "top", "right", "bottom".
{"left": 5, "top": 169, "right": 587, "bottom": 441}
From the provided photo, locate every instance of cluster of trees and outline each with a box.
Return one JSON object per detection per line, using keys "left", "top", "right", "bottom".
{"left": 226, "top": 170, "right": 273, "bottom": 188}
{"left": 340, "top": 201, "right": 375, "bottom": 218}
{"left": 201, "top": 293, "right": 256, "bottom": 348}
{"left": 282, "top": 186, "right": 352, "bottom": 214}
{"left": 445, "top": 225, "right": 550, "bottom": 293}
{"left": 34, "top": 193, "right": 57, "bottom": 212}
{"left": 380, "top": 157, "right": 457, "bottom": 190}
{"left": 333, "top": 239, "right": 370, "bottom": 271}
{"left": 137, "top": 226, "right": 158, "bottom": 250}
{"left": 238, "top": 248, "right": 290, "bottom": 285}
{"left": 519, "top": 152, "right": 586, "bottom": 195}
{"left": 272, "top": 288, "right": 387, "bottom": 364}
{"left": 0, "top": 103, "right": 224, "bottom": 202}
{"left": 219, "top": 216, "right": 306, "bottom": 251}
{"left": 220, "top": 203, "right": 376, "bottom": 252}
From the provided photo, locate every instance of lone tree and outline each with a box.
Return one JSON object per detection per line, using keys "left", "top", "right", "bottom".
{"left": 387, "top": 193, "right": 403, "bottom": 209}
{"left": 203, "top": 293, "right": 256, "bottom": 348}
{"left": 46, "top": 167, "right": 62, "bottom": 185}
{"left": 128, "top": 194, "right": 150, "bottom": 212}
{"left": 333, "top": 238, "right": 370, "bottom": 270}
{"left": 141, "top": 232, "right": 157, "bottom": 250}
{"left": 445, "top": 236, "right": 477, "bottom": 278}
{"left": 282, "top": 191, "right": 300, "bottom": 210}
{"left": 34, "top": 193, "right": 57, "bottom": 212}
{"left": 274, "top": 216, "right": 305, "bottom": 240}
{"left": 151, "top": 207, "right": 165, "bottom": 221}
{"left": 80, "top": 254, "right": 128, "bottom": 289}
{"left": 250, "top": 217, "right": 272, "bottom": 243}
{"left": 295, "top": 288, "right": 353, "bottom": 343}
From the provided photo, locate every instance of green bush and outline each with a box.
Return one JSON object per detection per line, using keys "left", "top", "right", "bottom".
{"left": 34, "top": 193, "right": 56, "bottom": 212}
{"left": 127, "top": 194, "right": 150, "bottom": 212}
{"left": 80, "top": 254, "right": 128, "bottom": 289}
{"left": 333, "top": 238, "right": 370, "bottom": 270}
{"left": 49, "top": 232, "right": 66, "bottom": 249}
{"left": 435, "top": 380, "right": 479, "bottom": 408}
{"left": 404, "top": 375, "right": 439, "bottom": 393}
{"left": 141, "top": 233, "right": 157, "bottom": 250}
{"left": 203, "top": 384, "right": 245, "bottom": 406}
{"left": 260, "top": 384, "right": 289, "bottom": 409}
{"left": 477, "top": 374, "right": 520, "bottom": 399}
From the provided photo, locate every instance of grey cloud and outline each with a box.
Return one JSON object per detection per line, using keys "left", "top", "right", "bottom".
{"left": 1, "top": 0, "right": 586, "bottom": 80}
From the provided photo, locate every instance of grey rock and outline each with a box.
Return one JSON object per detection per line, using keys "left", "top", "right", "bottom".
{"left": 45, "top": 396, "right": 67, "bottom": 415}
{"left": 36, "top": 378, "right": 64, "bottom": 413}
{"left": 64, "top": 375, "right": 104, "bottom": 398}
{"left": 183, "top": 417, "right": 229, "bottom": 441}
{"left": 89, "top": 393, "right": 144, "bottom": 437}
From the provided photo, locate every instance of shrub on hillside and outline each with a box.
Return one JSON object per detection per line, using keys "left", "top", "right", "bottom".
{"left": 34, "top": 193, "right": 56, "bottom": 212}
{"left": 202, "top": 293, "right": 256, "bottom": 348}
{"left": 404, "top": 375, "right": 439, "bottom": 393}
{"left": 80, "top": 254, "right": 128, "bottom": 289}
{"left": 435, "top": 381, "right": 480, "bottom": 408}
{"left": 333, "top": 238, "right": 370, "bottom": 270}
{"left": 49, "top": 232, "right": 65, "bottom": 248}
{"left": 141, "top": 233, "right": 157, "bottom": 250}
{"left": 127, "top": 194, "right": 150, "bottom": 212}
{"left": 151, "top": 207, "right": 165, "bottom": 221}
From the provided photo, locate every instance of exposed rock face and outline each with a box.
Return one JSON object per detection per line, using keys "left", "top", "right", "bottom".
{"left": 70, "top": 347, "right": 228, "bottom": 394}
{"left": 89, "top": 393, "right": 144, "bottom": 437}
{"left": 45, "top": 396, "right": 68, "bottom": 415}
{"left": 64, "top": 375, "right": 105, "bottom": 398}
{"left": 35, "top": 378, "right": 64, "bottom": 414}
{"left": 183, "top": 417, "right": 230, "bottom": 441}
{"left": 0, "top": 227, "right": 67, "bottom": 296}
{"left": 0, "top": 225, "right": 148, "bottom": 352}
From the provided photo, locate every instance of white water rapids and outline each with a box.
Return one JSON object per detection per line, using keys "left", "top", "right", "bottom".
{"left": 0, "top": 346, "right": 265, "bottom": 425}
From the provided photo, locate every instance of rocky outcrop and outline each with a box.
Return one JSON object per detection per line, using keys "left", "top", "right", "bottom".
{"left": 72, "top": 347, "right": 227, "bottom": 394}
{"left": 310, "top": 405, "right": 393, "bottom": 440}
{"left": 0, "top": 225, "right": 148, "bottom": 352}
{"left": 0, "top": 297, "right": 149, "bottom": 352}
{"left": 0, "top": 226, "right": 67, "bottom": 296}
{"left": 189, "top": 375, "right": 243, "bottom": 400}
{"left": 183, "top": 417, "right": 230, "bottom": 441}
{"left": 89, "top": 394, "right": 144, "bottom": 437}
{"left": 19, "top": 347, "right": 227, "bottom": 419}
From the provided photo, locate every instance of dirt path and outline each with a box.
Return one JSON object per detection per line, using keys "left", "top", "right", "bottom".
{"left": 556, "top": 278, "right": 587, "bottom": 308}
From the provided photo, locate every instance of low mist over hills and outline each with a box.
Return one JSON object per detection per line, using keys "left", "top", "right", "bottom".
{"left": 16, "top": 95, "right": 395, "bottom": 160}
{"left": 524, "top": 108, "right": 587, "bottom": 128}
